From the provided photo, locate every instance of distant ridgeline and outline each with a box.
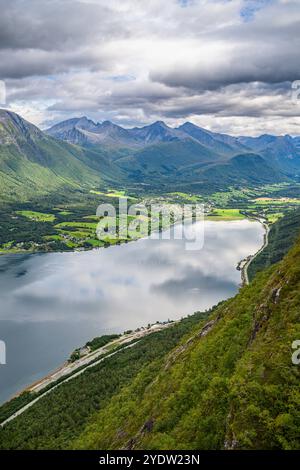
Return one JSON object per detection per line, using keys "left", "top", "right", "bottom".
{"left": 1, "top": 109, "right": 300, "bottom": 202}
{"left": 248, "top": 207, "right": 300, "bottom": 280}
{"left": 0, "top": 214, "right": 300, "bottom": 449}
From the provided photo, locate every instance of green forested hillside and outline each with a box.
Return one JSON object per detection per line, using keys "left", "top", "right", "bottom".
{"left": 201, "top": 153, "right": 285, "bottom": 186}
{"left": 248, "top": 207, "right": 300, "bottom": 280}
{"left": 72, "top": 238, "right": 300, "bottom": 450}
{"left": 0, "top": 313, "right": 210, "bottom": 449}
{"left": 0, "top": 110, "right": 124, "bottom": 202}
{"left": 112, "top": 144, "right": 284, "bottom": 187}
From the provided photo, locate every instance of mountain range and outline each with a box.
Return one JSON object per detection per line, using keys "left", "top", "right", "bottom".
{"left": 47, "top": 116, "right": 300, "bottom": 168}
{"left": 46, "top": 117, "right": 300, "bottom": 183}
{"left": 1, "top": 108, "right": 300, "bottom": 202}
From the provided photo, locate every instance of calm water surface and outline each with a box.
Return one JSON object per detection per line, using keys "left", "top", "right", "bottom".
{"left": 0, "top": 220, "right": 264, "bottom": 404}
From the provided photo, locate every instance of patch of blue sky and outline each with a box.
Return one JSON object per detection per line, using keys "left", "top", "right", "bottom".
{"left": 178, "top": 0, "right": 195, "bottom": 7}
{"left": 108, "top": 75, "right": 136, "bottom": 82}
{"left": 46, "top": 75, "right": 58, "bottom": 81}
{"left": 240, "top": 0, "right": 275, "bottom": 22}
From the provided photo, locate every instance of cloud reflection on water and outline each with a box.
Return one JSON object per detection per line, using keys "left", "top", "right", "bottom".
{"left": 0, "top": 219, "right": 264, "bottom": 404}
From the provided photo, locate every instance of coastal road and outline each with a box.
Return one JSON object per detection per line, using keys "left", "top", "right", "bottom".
{"left": 243, "top": 220, "right": 270, "bottom": 285}
{"left": 0, "top": 323, "right": 172, "bottom": 428}
{"left": 0, "top": 341, "right": 140, "bottom": 428}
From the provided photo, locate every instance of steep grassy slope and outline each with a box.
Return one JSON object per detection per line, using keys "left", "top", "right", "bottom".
{"left": 248, "top": 207, "right": 300, "bottom": 280}
{"left": 72, "top": 238, "right": 300, "bottom": 450}
{"left": 0, "top": 110, "right": 123, "bottom": 202}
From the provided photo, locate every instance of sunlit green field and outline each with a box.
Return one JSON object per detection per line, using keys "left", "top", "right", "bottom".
{"left": 16, "top": 210, "right": 56, "bottom": 222}
{"left": 206, "top": 208, "right": 245, "bottom": 220}
{"left": 89, "top": 189, "right": 137, "bottom": 200}
{"left": 167, "top": 192, "right": 202, "bottom": 202}
{"left": 253, "top": 197, "right": 300, "bottom": 205}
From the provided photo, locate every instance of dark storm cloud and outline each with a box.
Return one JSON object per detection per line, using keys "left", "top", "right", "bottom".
{"left": 150, "top": 55, "right": 300, "bottom": 92}
{"left": 0, "top": 0, "right": 125, "bottom": 79}
{"left": 0, "top": 47, "right": 112, "bottom": 79}
{"left": 0, "top": 0, "right": 125, "bottom": 51}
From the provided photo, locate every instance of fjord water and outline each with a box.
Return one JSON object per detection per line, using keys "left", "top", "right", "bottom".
{"left": 0, "top": 220, "right": 263, "bottom": 404}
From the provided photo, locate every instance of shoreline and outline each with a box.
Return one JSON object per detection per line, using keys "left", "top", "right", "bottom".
{"left": 27, "top": 323, "right": 173, "bottom": 395}
{"left": 0, "top": 322, "right": 175, "bottom": 428}
{"left": 0, "top": 213, "right": 248, "bottom": 257}
{"left": 237, "top": 216, "right": 270, "bottom": 286}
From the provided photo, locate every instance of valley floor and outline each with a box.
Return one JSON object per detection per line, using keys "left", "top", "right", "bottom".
{"left": 1, "top": 183, "right": 300, "bottom": 256}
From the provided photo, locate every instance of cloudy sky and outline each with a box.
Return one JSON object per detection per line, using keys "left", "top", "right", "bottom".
{"left": 0, "top": 0, "right": 300, "bottom": 135}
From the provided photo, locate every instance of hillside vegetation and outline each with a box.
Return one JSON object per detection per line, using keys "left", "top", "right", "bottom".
{"left": 0, "top": 110, "right": 123, "bottom": 202}
{"left": 0, "top": 313, "right": 209, "bottom": 449}
{"left": 72, "top": 236, "right": 300, "bottom": 450}
{"left": 248, "top": 207, "right": 300, "bottom": 280}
